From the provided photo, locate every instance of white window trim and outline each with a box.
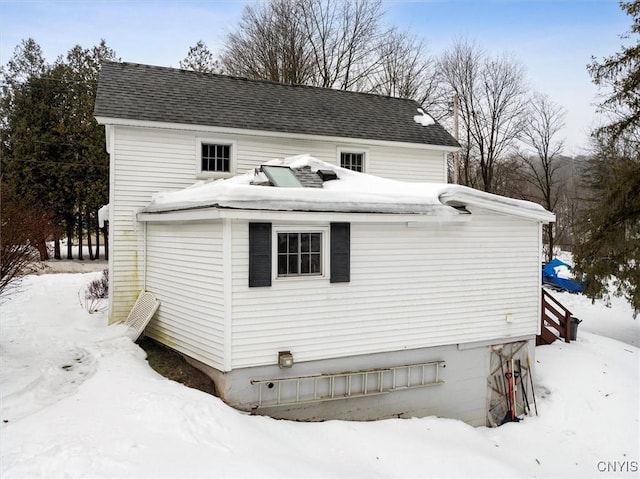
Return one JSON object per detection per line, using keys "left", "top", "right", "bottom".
{"left": 337, "top": 146, "right": 368, "bottom": 173}
{"left": 272, "top": 226, "right": 329, "bottom": 281}
{"left": 196, "top": 137, "right": 237, "bottom": 179}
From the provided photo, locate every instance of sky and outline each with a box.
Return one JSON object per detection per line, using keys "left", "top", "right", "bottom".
{"left": 0, "top": 0, "right": 632, "bottom": 154}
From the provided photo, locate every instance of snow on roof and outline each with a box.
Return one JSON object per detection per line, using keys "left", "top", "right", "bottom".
{"left": 141, "top": 155, "right": 554, "bottom": 222}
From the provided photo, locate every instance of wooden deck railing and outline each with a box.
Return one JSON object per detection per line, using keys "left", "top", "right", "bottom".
{"left": 538, "top": 289, "right": 573, "bottom": 346}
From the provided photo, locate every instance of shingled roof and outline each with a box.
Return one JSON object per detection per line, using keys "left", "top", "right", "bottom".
{"left": 95, "top": 62, "right": 459, "bottom": 148}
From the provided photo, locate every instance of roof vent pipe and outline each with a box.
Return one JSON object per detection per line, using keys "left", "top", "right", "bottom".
{"left": 317, "top": 169, "right": 338, "bottom": 181}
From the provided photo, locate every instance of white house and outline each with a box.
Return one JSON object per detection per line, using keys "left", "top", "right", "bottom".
{"left": 94, "top": 62, "right": 459, "bottom": 323}
{"left": 94, "top": 62, "right": 553, "bottom": 425}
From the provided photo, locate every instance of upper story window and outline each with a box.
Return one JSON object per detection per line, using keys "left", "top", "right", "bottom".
{"left": 202, "top": 144, "right": 230, "bottom": 172}
{"left": 339, "top": 151, "right": 366, "bottom": 172}
{"left": 197, "top": 138, "right": 236, "bottom": 179}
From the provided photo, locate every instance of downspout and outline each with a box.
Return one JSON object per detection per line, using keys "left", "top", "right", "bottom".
{"left": 143, "top": 221, "right": 147, "bottom": 292}
{"left": 537, "top": 221, "right": 543, "bottom": 337}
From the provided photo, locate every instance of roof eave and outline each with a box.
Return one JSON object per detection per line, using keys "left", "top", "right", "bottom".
{"left": 438, "top": 190, "right": 555, "bottom": 223}
{"left": 94, "top": 116, "right": 461, "bottom": 152}
{"left": 137, "top": 207, "right": 472, "bottom": 224}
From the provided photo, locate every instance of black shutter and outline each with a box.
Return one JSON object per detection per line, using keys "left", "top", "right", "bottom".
{"left": 330, "top": 223, "right": 350, "bottom": 283}
{"left": 249, "top": 223, "right": 271, "bottom": 287}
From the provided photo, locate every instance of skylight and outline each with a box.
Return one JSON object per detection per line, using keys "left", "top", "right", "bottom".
{"left": 261, "top": 166, "right": 303, "bottom": 188}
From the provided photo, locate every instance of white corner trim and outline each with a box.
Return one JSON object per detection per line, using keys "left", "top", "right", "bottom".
{"left": 223, "top": 218, "right": 233, "bottom": 372}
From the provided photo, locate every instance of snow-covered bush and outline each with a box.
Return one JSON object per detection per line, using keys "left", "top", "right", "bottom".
{"left": 78, "top": 270, "right": 109, "bottom": 313}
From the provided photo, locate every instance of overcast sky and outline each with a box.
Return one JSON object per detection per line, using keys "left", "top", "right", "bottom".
{"left": 0, "top": 0, "right": 631, "bottom": 154}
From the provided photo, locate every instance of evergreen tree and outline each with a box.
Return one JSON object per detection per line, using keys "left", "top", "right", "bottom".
{"left": 179, "top": 40, "right": 221, "bottom": 73}
{"left": 1, "top": 48, "right": 68, "bottom": 260}
{"left": 588, "top": 1, "right": 639, "bottom": 142}
{"left": 1, "top": 39, "right": 117, "bottom": 261}
{"left": 60, "top": 41, "right": 117, "bottom": 259}
{"left": 574, "top": 1, "right": 640, "bottom": 314}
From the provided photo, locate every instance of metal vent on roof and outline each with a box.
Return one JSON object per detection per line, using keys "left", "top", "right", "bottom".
{"left": 261, "top": 165, "right": 302, "bottom": 188}
{"left": 452, "top": 205, "right": 471, "bottom": 214}
{"left": 317, "top": 169, "right": 338, "bottom": 181}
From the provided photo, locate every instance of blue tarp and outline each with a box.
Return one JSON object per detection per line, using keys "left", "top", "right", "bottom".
{"left": 542, "top": 258, "right": 584, "bottom": 293}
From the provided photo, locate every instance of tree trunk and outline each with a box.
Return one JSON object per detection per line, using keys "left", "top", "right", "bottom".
{"left": 66, "top": 217, "right": 74, "bottom": 260}
{"left": 77, "top": 209, "right": 84, "bottom": 260}
{"left": 546, "top": 223, "right": 554, "bottom": 263}
{"left": 87, "top": 209, "right": 95, "bottom": 260}
{"left": 95, "top": 208, "right": 100, "bottom": 260}
{"left": 102, "top": 220, "right": 109, "bottom": 261}
{"left": 34, "top": 238, "right": 49, "bottom": 261}
{"left": 54, "top": 236, "right": 61, "bottom": 260}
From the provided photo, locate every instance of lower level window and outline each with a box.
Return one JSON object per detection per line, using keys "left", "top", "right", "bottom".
{"left": 277, "top": 232, "right": 322, "bottom": 276}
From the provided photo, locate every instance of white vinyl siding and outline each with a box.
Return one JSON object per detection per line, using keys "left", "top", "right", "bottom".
{"left": 366, "top": 146, "right": 446, "bottom": 182}
{"left": 144, "top": 221, "right": 226, "bottom": 369}
{"left": 108, "top": 127, "right": 202, "bottom": 321}
{"left": 107, "top": 124, "right": 448, "bottom": 322}
{"left": 230, "top": 212, "right": 540, "bottom": 369}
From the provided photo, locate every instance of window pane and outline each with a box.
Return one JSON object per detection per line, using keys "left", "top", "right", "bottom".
{"left": 278, "top": 233, "right": 287, "bottom": 253}
{"left": 278, "top": 255, "right": 287, "bottom": 275}
{"left": 288, "top": 255, "right": 298, "bottom": 274}
{"left": 288, "top": 233, "right": 298, "bottom": 253}
{"left": 310, "top": 253, "right": 321, "bottom": 274}
{"left": 310, "top": 233, "right": 321, "bottom": 252}
{"left": 301, "top": 253, "right": 310, "bottom": 274}
{"left": 300, "top": 233, "right": 310, "bottom": 253}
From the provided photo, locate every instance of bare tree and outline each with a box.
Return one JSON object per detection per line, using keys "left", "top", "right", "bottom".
{"left": 180, "top": 40, "right": 221, "bottom": 73}
{"left": 221, "top": 0, "right": 313, "bottom": 84}
{"left": 517, "top": 93, "right": 567, "bottom": 261}
{"left": 439, "top": 39, "right": 528, "bottom": 193}
{"left": 221, "top": 0, "right": 386, "bottom": 91}
{"left": 368, "top": 28, "right": 444, "bottom": 114}
{"left": 299, "top": 0, "right": 383, "bottom": 90}
{"left": 0, "top": 180, "right": 55, "bottom": 294}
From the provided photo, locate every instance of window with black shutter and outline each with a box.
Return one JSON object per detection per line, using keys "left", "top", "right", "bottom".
{"left": 249, "top": 223, "right": 272, "bottom": 287}
{"left": 330, "top": 223, "right": 350, "bottom": 283}
{"left": 249, "top": 222, "right": 351, "bottom": 286}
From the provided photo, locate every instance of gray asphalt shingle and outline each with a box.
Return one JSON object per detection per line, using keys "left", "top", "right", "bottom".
{"left": 94, "top": 62, "right": 459, "bottom": 148}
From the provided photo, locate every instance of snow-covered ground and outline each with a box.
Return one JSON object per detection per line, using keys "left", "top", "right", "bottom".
{"left": 1, "top": 272, "right": 638, "bottom": 478}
